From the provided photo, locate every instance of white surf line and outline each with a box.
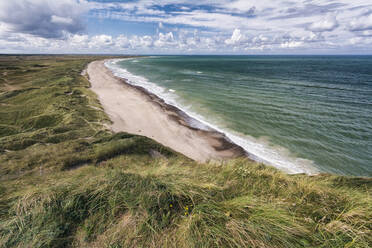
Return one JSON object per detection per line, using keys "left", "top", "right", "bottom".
{"left": 105, "top": 58, "right": 319, "bottom": 175}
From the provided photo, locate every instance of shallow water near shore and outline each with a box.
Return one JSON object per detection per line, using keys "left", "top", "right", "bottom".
{"left": 106, "top": 56, "right": 372, "bottom": 176}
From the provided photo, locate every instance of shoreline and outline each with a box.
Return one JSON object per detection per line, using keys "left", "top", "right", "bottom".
{"left": 103, "top": 58, "right": 323, "bottom": 175}
{"left": 87, "top": 60, "right": 247, "bottom": 162}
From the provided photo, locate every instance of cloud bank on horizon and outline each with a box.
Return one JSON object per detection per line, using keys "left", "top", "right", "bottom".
{"left": 0, "top": 0, "right": 372, "bottom": 54}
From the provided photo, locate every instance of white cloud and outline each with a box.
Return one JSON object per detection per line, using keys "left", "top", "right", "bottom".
{"left": 225, "top": 29, "right": 243, "bottom": 45}
{"left": 361, "top": 30, "right": 372, "bottom": 36}
{"left": 115, "top": 35, "right": 130, "bottom": 48}
{"left": 0, "top": 22, "right": 10, "bottom": 36}
{"left": 252, "top": 34, "right": 268, "bottom": 45}
{"left": 139, "top": 35, "right": 153, "bottom": 48}
{"left": 2, "top": 0, "right": 372, "bottom": 54}
{"left": 308, "top": 15, "right": 339, "bottom": 32}
{"left": 224, "top": 0, "right": 268, "bottom": 13}
{"left": 0, "top": 0, "right": 88, "bottom": 38}
{"left": 89, "top": 35, "right": 113, "bottom": 48}
{"left": 154, "top": 32, "right": 175, "bottom": 47}
{"left": 280, "top": 41, "right": 303, "bottom": 48}
{"left": 51, "top": 15, "right": 74, "bottom": 25}
{"left": 83, "top": 0, "right": 372, "bottom": 53}
{"left": 70, "top": 34, "right": 89, "bottom": 44}
{"left": 349, "top": 14, "right": 372, "bottom": 31}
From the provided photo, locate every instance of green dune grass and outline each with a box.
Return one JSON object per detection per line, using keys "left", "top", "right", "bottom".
{"left": 0, "top": 56, "right": 371, "bottom": 248}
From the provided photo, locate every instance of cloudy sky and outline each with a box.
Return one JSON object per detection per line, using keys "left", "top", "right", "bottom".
{"left": 0, "top": 0, "right": 372, "bottom": 54}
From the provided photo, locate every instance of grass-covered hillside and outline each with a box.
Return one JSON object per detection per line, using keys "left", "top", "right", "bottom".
{"left": 0, "top": 56, "right": 371, "bottom": 248}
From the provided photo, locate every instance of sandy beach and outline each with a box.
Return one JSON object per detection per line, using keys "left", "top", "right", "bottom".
{"left": 87, "top": 60, "right": 246, "bottom": 162}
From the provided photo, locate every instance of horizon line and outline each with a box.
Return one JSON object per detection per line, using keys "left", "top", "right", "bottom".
{"left": 2, "top": 53, "right": 372, "bottom": 56}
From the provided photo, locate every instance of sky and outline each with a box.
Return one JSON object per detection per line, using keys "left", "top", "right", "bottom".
{"left": 0, "top": 0, "right": 372, "bottom": 54}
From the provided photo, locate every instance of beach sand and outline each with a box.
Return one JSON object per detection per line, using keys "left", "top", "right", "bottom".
{"left": 87, "top": 60, "right": 246, "bottom": 162}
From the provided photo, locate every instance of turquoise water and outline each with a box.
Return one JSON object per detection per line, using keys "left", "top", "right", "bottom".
{"left": 106, "top": 56, "right": 372, "bottom": 176}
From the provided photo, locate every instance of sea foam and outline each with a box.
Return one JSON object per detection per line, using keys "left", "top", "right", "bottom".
{"left": 105, "top": 59, "right": 319, "bottom": 175}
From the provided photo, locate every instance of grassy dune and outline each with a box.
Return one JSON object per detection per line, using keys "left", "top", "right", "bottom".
{"left": 0, "top": 56, "right": 371, "bottom": 248}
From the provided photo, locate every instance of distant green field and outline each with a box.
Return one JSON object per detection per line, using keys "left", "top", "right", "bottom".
{"left": 0, "top": 56, "right": 371, "bottom": 248}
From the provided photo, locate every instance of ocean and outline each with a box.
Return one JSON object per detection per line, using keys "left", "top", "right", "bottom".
{"left": 106, "top": 56, "right": 372, "bottom": 176}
